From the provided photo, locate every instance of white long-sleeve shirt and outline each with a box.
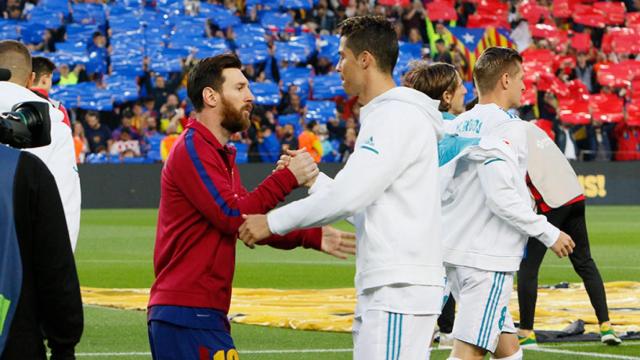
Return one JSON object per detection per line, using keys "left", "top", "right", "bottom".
{"left": 441, "top": 104, "right": 560, "bottom": 272}
{"left": 0, "top": 81, "right": 81, "bottom": 251}
{"left": 268, "top": 87, "right": 446, "bottom": 294}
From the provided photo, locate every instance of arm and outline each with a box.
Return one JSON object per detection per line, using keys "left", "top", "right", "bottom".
{"left": 256, "top": 226, "right": 356, "bottom": 259}
{"left": 173, "top": 133, "right": 316, "bottom": 236}
{"left": 27, "top": 154, "right": 83, "bottom": 359}
{"left": 265, "top": 109, "right": 419, "bottom": 236}
{"left": 477, "top": 158, "right": 559, "bottom": 247}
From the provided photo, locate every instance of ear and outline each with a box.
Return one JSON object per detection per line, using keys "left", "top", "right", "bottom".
{"left": 442, "top": 90, "right": 453, "bottom": 104}
{"left": 202, "top": 87, "right": 218, "bottom": 108}
{"left": 360, "top": 50, "right": 373, "bottom": 70}
{"left": 26, "top": 71, "right": 35, "bottom": 88}
{"left": 500, "top": 72, "right": 510, "bottom": 90}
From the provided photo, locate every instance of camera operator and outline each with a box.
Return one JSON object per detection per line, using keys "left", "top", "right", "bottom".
{"left": 0, "top": 45, "right": 83, "bottom": 358}
{"left": 0, "top": 40, "right": 81, "bottom": 252}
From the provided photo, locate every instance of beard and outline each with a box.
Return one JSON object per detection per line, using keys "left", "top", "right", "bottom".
{"left": 220, "top": 96, "right": 252, "bottom": 134}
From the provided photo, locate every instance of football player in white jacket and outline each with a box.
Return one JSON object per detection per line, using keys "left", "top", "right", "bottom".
{"left": 0, "top": 41, "right": 81, "bottom": 251}
{"left": 240, "top": 16, "right": 445, "bottom": 360}
{"left": 442, "top": 47, "right": 575, "bottom": 360}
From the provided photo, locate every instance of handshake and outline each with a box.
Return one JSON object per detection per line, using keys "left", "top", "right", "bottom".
{"left": 276, "top": 148, "right": 319, "bottom": 187}
{"left": 238, "top": 149, "right": 357, "bottom": 259}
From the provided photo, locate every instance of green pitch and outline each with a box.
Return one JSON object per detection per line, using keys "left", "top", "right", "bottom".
{"left": 74, "top": 206, "right": 640, "bottom": 359}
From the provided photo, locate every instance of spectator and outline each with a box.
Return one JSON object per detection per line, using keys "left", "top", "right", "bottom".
{"left": 402, "top": 0, "right": 427, "bottom": 41}
{"left": 613, "top": 121, "right": 640, "bottom": 161}
{"left": 31, "top": 56, "right": 72, "bottom": 128}
{"left": 86, "top": 31, "right": 109, "bottom": 75}
{"left": 258, "top": 126, "right": 281, "bottom": 163}
{"left": 73, "top": 122, "right": 89, "bottom": 164}
{"left": 160, "top": 106, "right": 185, "bottom": 135}
{"left": 110, "top": 128, "right": 142, "bottom": 159}
{"left": 112, "top": 109, "right": 141, "bottom": 141}
{"left": 280, "top": 123, "right": 299, "bottom": 154}
{"left": 434, "top": 39, "right": 453, "bottom": 64}
{"left": 570, "top": 53, "right": 598, "bottom": 94}
{"left": 27, "top": 29, "right": 56, "bottom": 53}
{"left": 298, "top": 120, "right": 323, "bottom": 163}
{"left": 160, "top": 129, "right": 179, "bottom": 162}
{"left": 58, "top": 64, "right": 82, "bottom": 86}
{"left": 281, "top": 93, "right": 304, "bottom": 116}
{"left": 313, "top": 0, "right": 337, "bottom": 33}
{"left": 83, "top": 111, "right": 112, "bottom": 154}
{"left": 338, "top": 127, "right": 356, "bottom": 163}
{"left": 318, "top": 125, "right": 338, "bottom": 162}
{"left": 556, "top": 123, "right": 579, "bottom": 160}
{"left": 131, "top": 102, "right": 147, "bottom": 133}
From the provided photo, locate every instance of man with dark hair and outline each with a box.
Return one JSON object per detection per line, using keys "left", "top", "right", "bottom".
{"left": 0, "top": 41, "right": 81, "bottom": 252}
{"left": 147, "top": 53, "right": 355, "bottom": 359}
{"left": 442, "top": 47, "right": 575, "bottom": 360}
{"left": 434, "top": 39, "right": 453, "bottom": 64}
{"left": 239, "top": 16, "right": 445, "bottom": 359}
{"left": 0, "top": 132, "right": 82, "bottom": 360}
{"left": 31, "top": 56, "right": 72, "bottom": 127}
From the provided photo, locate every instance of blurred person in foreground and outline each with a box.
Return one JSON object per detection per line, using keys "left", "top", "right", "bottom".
{"left": 0, "top": 40, "right": 81, "bottom": 252}
{"left": 147, "top": 53, "right": 355, "bottom": 360}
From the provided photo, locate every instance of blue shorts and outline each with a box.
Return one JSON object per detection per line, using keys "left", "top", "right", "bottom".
{"left": 148, "top": 305, "right": 238, "bottom": 360}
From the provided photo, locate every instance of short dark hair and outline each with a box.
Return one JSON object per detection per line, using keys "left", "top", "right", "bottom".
{"left": 435, "top": 39, "right": 445, "bottom": 45}
{"left": 0, "top": 40, "right": 32, "bottom": 84}
{"left": 187, "top": 53, "right": 242, "bottom": 112}
{"left": 338, "top": 16, "right": 398, "bottom": 74}
{"left": 403, "top": 62, "right": 460, "bottom": 112}
{"left": 32, "top": 56, "right": 56, "bottom": 83}
{"left": 473, "top": 47, "right": 523, "bottom": 96}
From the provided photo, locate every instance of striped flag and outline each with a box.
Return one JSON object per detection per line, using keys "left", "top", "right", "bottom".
{"left": 485, "top": 27, "right": 517, "bottom": 49}
{"left": 448, "top": 27, "right": 489, "bottom": 80}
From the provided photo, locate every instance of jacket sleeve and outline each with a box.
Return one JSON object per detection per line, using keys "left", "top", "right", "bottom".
{"left": 172, "top": 131, "right": 299, "bottom": 236}
{"left": 257, "top": 227, "right": 323, "bottom": 251}
{"left": 267, "top": 107, "right": 426, "bottom": 235}
{"left": 477, "top": 158, "right": 560, "bottom": 247}
{"left": 27, "top": 154, "right": 83, "bottom": 359}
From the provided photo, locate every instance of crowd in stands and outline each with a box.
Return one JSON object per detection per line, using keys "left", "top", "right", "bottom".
{"left": 2, "top": 0, "right": 640, "bottom": 163}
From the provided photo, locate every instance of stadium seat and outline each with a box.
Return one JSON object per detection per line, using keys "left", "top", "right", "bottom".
{"left": 231, "top": 142, "right": 249, "bottom": 164}
{"left": 312, "top": 73, "right": 346, "bottom": 100}
{"left": 305, "top": 100, "right": 336, "bottom": 125}
{"left": 250, "top": 81, "right": 281, "bottom": 106}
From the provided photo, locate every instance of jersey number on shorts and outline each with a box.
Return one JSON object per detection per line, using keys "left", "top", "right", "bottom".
{"left": 213, "top": 349, "right": 239, "bottom": 360}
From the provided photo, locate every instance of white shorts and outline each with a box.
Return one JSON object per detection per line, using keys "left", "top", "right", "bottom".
{"left": 446, "top": 265, "right": 516, "bottom": 353}
{"left": 352, "top": 285, "right": 440, "bottom": 360}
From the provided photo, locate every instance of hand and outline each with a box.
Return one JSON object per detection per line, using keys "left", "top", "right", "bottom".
{"left": 550, "top": 231, "right": 575, "bottom": 258}
{"left": 320, "top": 226, "right": 356, "bottom": 259}
{"left": 238, "top": 214, "right": 272, "bottom": 249}
{"left": 284, "top": 149, "right": 319, "bottom": 187}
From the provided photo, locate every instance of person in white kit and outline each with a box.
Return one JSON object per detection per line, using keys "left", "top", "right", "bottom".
{"left": 441, "top": 47, "right": 575, "bottom": 360}
{"left": 0, "top": 40, "right": 81, "bottom": 251}
{"left": 239, "top": 16, "right": 446, "bottom": 360}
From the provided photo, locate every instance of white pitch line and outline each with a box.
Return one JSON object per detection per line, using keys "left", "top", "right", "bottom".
{"left": 528, "top": 347, "right": 640, "bottom": 359}
{"left": 74, "top": 345, "right": 640, "bottom": 358}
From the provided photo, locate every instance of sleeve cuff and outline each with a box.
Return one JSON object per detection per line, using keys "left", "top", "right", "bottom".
{"left": 308, "top": 172, "right": 332, "bottom": 195}
{"left": 539, "top": 222, "right": 561, "bottom": 248}
{"left": 273, "top": 167, "right": 299, "bottom": 190}
{"left": 267, "top": 210, "right": 286, "bottom": 235}
{"left": 301, "top": 227, "right": 323, "bottom": 250}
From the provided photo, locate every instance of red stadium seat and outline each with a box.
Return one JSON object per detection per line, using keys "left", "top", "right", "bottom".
{"left": 532, "top": 119, "right": 556, "bottom": 141}
{"left": 590, "top": 94, "right": 624, "bottom": 123}
{"left": 530, "top": 23, "right": 560, "bottom": 39}
{"left": 571, "top": 33, "right": 592, "bottom": 52}
{"left": 518, "top": 1, "right": 550, "bottom": 23}
{"left": 559, "top": 99, "right": 591, "bottom": 125}
{"left": 573, "top": 5, "right": 608, "bottom": 28}
{"left": 593, "top": 1, "right": 626, "bottom": 26}
{"left": 626, "top": 102, "right": 640, "bottom": 126}
{"left": 597, "top": 63, "right": 633, "bottom": 88}
{"left": 426, "top": 2, "right": 458, "bottom": 21}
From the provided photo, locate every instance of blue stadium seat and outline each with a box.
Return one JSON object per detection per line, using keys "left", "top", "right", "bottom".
{"left": 274, "top": 40, "right": 311, "bottom": 64}
{"left": 312, "top": 73, "right": 345, "bottom": 100}
{"left": 231, "top": 142, "right": 249, "bottom": 164}
{"left": 233, "top": 23, "right": 267, "bottom": 47}
{"left": 260, "top": 11, "right": 293, "bottom": 31}
{"left": 318, "top": 34, "right": 339, "bottom": 64}
{"left": 236, "top": 43, "right": 270, "bottom": 65}
{"left": 305, "top": 100, "right": 336, "bottom": 125}
{"left": 251, "top": 82, "right": 281, "bottom": 106}
{"left": 201, "top": 3, "right": 240, "bottom": 29}
{"left": 277, "top": 114, "right": 302, "bottom": 135}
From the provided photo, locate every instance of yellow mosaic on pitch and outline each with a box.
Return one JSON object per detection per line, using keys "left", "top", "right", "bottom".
{"left": 81, "top": 281, "right": 640, "bottom": 333}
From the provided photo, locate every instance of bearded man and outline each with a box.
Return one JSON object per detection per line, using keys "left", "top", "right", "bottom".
{"left": 146, "top": 53, "right": 355, "bottom": 359}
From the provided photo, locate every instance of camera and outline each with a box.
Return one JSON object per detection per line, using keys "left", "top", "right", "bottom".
{"left": 1, "top": 68, "right": 52, "bottom": 148}
{"left": 0, "top": 101, "right": 52, "bottom": 148}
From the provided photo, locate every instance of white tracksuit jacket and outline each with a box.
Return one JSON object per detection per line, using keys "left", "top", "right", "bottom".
{"left": 1, "top": 81, "right": 81, "bottom": 251}
{"left": 441, "top": 104, "right": 560, "bottom": 272}
{"left": 268, "top": 87, "right": 445, "bottom": 292}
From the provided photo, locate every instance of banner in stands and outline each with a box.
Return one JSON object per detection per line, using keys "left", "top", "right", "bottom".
{"left": 79, "top": 162, "right": 640, "bottom": 208}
